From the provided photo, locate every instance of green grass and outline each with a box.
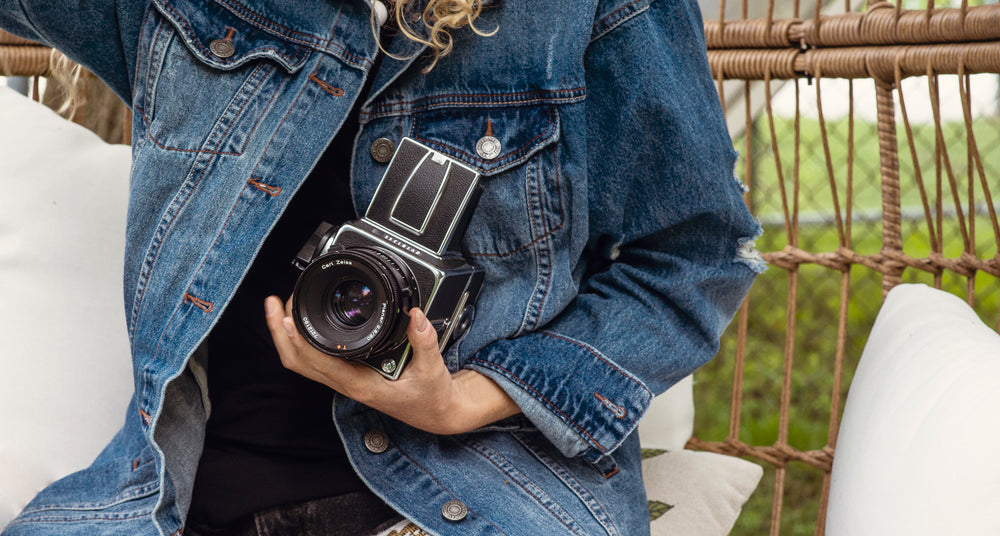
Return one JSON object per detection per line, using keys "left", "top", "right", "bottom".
{"left": 692, "top": 111, "right": 1000, "bottom": 535}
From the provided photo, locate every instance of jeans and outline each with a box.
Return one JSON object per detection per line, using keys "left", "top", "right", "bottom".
{"left": 183, "top": 492, "right": 403, "bottom": 536}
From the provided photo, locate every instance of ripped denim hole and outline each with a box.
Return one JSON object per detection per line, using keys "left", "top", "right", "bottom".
{"left": 735, "top": 229, "right": 767, "bottom": 274}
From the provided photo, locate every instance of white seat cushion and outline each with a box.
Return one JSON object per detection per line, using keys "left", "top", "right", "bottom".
{"left": 827, "top": 283, "right": 1000, "bottom": 535}
{"left": 0, "top": 86, "right": 133, "bottom": 527}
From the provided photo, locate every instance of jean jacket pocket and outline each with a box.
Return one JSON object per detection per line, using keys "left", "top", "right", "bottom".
{"left": 135, "top": 0, "right": 310, "bottom": 154}
{"left": 409, "top": 103, "right": 565, "bottom": 258}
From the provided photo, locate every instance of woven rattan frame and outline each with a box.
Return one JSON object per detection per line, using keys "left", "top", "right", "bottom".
{"left": 695, "top": 1, "right": 1000, "bottom": 534}
{"left": 0, "top": 28, "right": 50, "bottom": 77}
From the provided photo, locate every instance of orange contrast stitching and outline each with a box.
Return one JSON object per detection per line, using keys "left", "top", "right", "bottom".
{"left": 594, "top": 392, "right": 627, "bottom": 419}
{"left": 138, "top": 408, "right": 152, "bottom": 426}
{"left": 308, "top": 73, "right": 344, "bottom": 97}
{"left": 184, "top": 293, "right": 214, "bottom": 313}
{"left": 248, "top": 177, "right": 282, "bottom": 196}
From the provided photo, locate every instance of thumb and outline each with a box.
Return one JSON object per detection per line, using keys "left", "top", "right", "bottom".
{"left": 407, "top": 308, "right": 442, "bottom": 361}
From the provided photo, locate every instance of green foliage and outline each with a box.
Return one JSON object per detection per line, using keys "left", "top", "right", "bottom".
{"left": 641, "top": 448, "right": 668, "bottom": 459}
{"left": 694, "top": 103, "right": 1000, "bottom": 535}
{"left": 648, "top": 500, "right": 675, "bottom": 521}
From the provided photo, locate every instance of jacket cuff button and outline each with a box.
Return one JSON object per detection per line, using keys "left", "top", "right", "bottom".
{"left": 441, "top": 499, "right": 468, "bottom": 522}
{"left": 363, "top": 429, "right": 389, "bottom": 453}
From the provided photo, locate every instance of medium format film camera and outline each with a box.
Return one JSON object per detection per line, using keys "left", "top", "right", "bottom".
{"left": 291, "top": 138, "right": 485, "bottom": 380}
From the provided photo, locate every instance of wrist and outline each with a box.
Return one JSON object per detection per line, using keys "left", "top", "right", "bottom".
{"left": 443, "top": 369, "right": 520, "bottom": 434}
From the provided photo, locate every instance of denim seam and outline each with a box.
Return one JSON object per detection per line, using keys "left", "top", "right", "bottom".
{"left": 143, "top": 64, "right": 313, "bottom": 367}
{"left": 512, "top": 433, "right": 622, "bottom": 536}
{"left": 392, "top": 442, "right": 508, "bottom": 535}
{"left": 149, "top": 176, "right": 253, "bottom": 366}
{"left": 590, "top": 0, "right": 654, "bottom": 43}
{"left": 540, "top": 331, "right": 652, "bottom": 400}
{"left": 6, "top": 510, "right": 153, "bottom": 526}
{"left": 155, "top": 0, "right": 308, "bottom": 69}
{"left": 520, "top": 155, "right": 543, "bottom": 333}
{"left": 17, "top": 480, "right": 159, "bottom": 517}
{"left": 363, "top": 89, "right": 586, "bottom": 121}
{"left": 467, "top": 160, "right": 563, "bottom": 259}
{"left": 133, "top": 5, "right": 156, "bottom": 108}
{"left": 141, "top": 15, "right": 170, "bottom": 136}
{"left": 466, "top": 358, "right": 608, "bottom": 453}
{"left": 215, "top": 0, "right": 372, "bottom": 69}
{"left": 128, "top": 75, "right": 263, "bottom": 338}
{"left": 529, "top": 153, "right": 558, "bottom": 331}
{"left": 411, "top": 103, "right": 556, "bottom": 169}
{"left": 138, "top": 61, "right": 281, "bottom": 155}
{"left": 247, "top": 65, "right": 314, "bottom": 181}
{"left": 460, "top": 438, "right": 588, "bottom": 536}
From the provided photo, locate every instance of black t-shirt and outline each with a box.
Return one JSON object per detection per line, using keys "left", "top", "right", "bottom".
{"left": 188, "top": 95, "right": 372, "bottom": 528}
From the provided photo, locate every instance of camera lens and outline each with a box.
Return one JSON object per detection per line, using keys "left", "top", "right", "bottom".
{"left": 330, "top": 280, "right": 375, "bottom": 327}
{"left": 292, "top": 246, "right": 417, "bottom": 359}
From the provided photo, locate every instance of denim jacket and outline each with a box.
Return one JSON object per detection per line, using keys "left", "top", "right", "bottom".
{"left": 1, "top": 0, "right": 761, "bottom": 534}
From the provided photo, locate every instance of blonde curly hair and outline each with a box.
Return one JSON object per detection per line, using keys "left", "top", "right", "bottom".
{"left": 384, "top": 0, "right": 496, "bottom": 71}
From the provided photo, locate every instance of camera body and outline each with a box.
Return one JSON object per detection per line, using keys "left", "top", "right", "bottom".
{"left": 291, "top": 138, "right": 485, "bottom": 380}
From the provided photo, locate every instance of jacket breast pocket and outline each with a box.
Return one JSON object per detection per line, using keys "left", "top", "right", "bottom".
{"left": 408, "top": 104, "right": 566, "bottom": 258}
{"left": 134, "top": 1, "right": 310, "bottom": 155}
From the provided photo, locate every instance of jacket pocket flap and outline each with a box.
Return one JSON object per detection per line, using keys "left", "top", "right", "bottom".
{"left": 411, "top": 104, "right": 561, "bottom": 176}
{"left": 152, "top": 0, "right": 310, "bottom": 73}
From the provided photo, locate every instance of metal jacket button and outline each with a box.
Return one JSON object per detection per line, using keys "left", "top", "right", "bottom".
{"left": 364, "top": 430, "right": 389, "bottom": 453}
{"left": 441, "top": 500, "right": 468, "bottom": 522}
{"left": 475, "top": 135, "right": 501, "bottom": 160}
{"left": 209, "top": 39, "right": 235, "bottom": 59}
{"left": 371, "top": 137, "right": 396, "bottom": 163}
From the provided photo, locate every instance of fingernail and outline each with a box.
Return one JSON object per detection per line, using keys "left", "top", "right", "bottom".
{"left": 414, "top": 309, "right": 429, "bottom": 332}
{"left": 265, "top": 298, "right": 277, "bottom": 316}
{"left": 283, "top": 318, "right": 295, "bottom": 338}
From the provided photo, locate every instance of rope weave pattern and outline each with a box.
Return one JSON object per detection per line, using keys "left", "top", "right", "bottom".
{"left": 698, "top": 2, "right": 1000, "bottom": 534}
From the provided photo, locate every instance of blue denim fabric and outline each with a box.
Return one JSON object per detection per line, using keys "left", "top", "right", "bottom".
{"left": 0, "top": 0, "right": 762, "bottom": 534}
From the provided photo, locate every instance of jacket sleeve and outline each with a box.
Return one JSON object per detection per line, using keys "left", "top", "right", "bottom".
{"left": 465, "top": 0, "right": 763, "bottom": 462}
{"left": 0, "top": 0, "right": 146, "bottom": 102}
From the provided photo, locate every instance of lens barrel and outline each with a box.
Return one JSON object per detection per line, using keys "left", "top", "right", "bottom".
{"left": 292, "top": 247, "right": 416, "bottom": 358}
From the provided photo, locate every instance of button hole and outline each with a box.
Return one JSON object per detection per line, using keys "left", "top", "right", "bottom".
{"left": 308, "top": 73, "right": 345, "bottom": 97}
{"left": 224, "top": 27, "right": 236, "bottom": 41}
{"left": 138, "top": 408, "right": 152, "bottom": 426}
{"left": 248, "top": 177, "right": 282, "bottom": 196}
{"left": 594, "top": 392, "right": 627, "bottom": 419}
{"left": 184, "top": 293, "right": 214, "bottom": 313}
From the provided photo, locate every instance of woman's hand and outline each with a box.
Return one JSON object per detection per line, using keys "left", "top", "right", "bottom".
{"left": 264, "top": 296, "right": 520, "bottom": 435}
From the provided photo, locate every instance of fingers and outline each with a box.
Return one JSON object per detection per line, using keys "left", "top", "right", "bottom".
{"left": 264, "top": 295, "right": 301, "bottom": 370}
{"left": 405, "top": 308, "right": 444, "bottom": 372}
{"left": 264, "top": 295, "right": 380, "bottom": 400}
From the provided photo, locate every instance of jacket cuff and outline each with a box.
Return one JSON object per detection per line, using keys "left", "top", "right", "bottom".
{"left": 465, "top": 331, "right": 653, "bottom": 459}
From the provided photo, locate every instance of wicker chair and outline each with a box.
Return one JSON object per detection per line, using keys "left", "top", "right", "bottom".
{"left": 3, "top": 3, "right": 999, "bottom": 533}
{"left": 694, "top": 1, "right": 1000, "bottom": 534}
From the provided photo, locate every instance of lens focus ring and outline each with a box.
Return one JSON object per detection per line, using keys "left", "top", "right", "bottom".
{"left": 292, "top": 246, "right": 417, "bottom": 359}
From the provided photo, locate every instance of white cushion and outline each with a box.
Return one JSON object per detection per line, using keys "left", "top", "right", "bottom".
{"left": 827, "top": 283, "right": 1000, "bottom": 535}
{"left": 0, "top": 86, "right": 133, "bottom": 527}
{"left": 643, "top": 449, "right": 763, "bottom": 535}
{"left": 639, "top": 374, "right": 695, "bottom": 451}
